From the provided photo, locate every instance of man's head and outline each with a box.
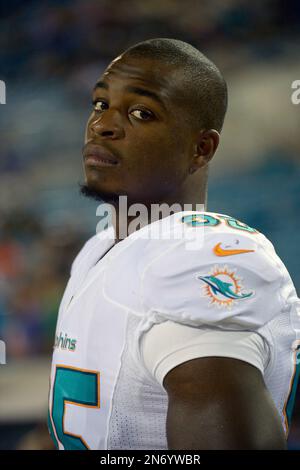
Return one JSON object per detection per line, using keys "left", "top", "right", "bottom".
{"left": 81, "top": 38, "right": 227, "bottom": 207}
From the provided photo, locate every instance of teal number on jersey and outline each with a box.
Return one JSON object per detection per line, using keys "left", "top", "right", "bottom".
{"left": 182, "top": 214, "right": 220, "bottom": 227}
{"left": 48, "top": 366, "right": 99, "bottom": 450}
{"left": 219, "top": 215, "right": 258, "bottom": 233}
{"left": 182, "top": 213, "right": 258, "bottom": 233}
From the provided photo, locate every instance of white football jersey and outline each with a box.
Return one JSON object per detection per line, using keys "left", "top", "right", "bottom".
{"left": 48, "top": 211, "right": 300, "bottom": 449}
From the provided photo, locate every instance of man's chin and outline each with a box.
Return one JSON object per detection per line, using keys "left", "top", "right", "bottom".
{"left": 79, "top": 183, "right": 120, "bottom": 205}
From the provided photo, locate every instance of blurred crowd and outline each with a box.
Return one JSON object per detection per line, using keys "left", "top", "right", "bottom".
{"left": 2, "top": 0, "right": 299, "bottom": 81}
{"left": 0, "top": 211, "right": 85, "bottom": 357}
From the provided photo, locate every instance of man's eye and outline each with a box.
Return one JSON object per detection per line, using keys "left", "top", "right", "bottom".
{"left": 130, "top": 109, "right": 153, "bottom": 121}
{"left": 93, "top": 100, "right": 108, "bottom": 112}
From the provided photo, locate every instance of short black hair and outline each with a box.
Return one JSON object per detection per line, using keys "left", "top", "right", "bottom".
{"left": 123, "top": 38, "right": 228, "bottom": 132}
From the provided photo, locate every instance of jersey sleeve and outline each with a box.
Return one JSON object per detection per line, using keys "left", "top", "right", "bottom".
{"left": 140, "top": 228, "right": 285, "bottom": 332}
{"left": 141, "top": 320, "right": 270, "bottom": 386}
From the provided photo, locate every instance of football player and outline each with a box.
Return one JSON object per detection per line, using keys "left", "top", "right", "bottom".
{"left": 48, "top": 38, "right": 300, "bottom": 449}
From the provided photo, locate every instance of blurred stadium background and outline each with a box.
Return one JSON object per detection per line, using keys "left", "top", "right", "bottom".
{"left": 0, "top": 0, "right": 299, "bottom": 449}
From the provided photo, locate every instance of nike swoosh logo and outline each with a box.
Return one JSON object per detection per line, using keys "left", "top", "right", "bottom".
{"left": 213, "top": 242, "right": 255, "bottom": 257}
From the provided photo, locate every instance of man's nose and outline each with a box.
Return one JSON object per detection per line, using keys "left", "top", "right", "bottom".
{"left": 89, "top": 109, "right": 125, "bottom": 140}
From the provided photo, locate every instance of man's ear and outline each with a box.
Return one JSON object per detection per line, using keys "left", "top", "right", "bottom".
{"left": 190, "top": 129, "right": 220, "bottom": 173}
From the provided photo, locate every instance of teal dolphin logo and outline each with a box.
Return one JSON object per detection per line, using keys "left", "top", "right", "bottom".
{"left": 197, "top": 266, "right": 254, "bottom": 308}
{"left": 198, "top": 275, "right": 253, "bottom": 300}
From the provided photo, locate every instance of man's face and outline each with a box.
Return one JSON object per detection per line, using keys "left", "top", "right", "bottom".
{"left": 83, "top": 54, "right": 196, "bottom": 206}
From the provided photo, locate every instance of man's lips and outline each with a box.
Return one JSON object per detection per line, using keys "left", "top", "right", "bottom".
{"left": 83, "top": 144, "right": 120, "bottom": 167}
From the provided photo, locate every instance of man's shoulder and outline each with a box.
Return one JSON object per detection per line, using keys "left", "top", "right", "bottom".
{"left": 129, "top": 210, "right": 273, "bottom": 258}
{"left": 136, "top": 210, "right": 285, "bottom": 289}
{"left": 136, "top": 210, "right": 292, "bottom": 329}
